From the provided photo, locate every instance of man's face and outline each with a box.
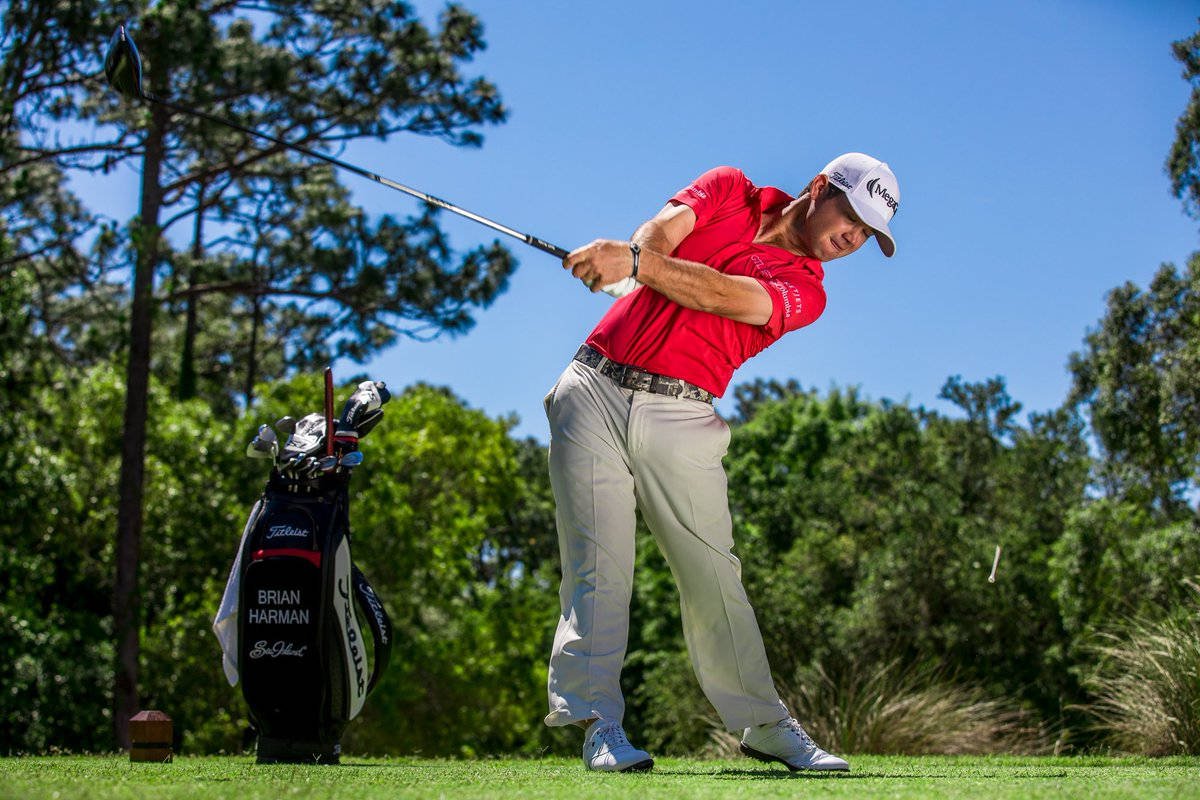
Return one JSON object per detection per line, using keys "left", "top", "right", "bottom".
{"left": 792, "top": 183, "right": 875, "bottom": 262}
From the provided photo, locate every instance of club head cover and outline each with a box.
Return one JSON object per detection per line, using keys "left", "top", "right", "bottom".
{"left": 279, "top": 412, "right": 326, "bottom": 460}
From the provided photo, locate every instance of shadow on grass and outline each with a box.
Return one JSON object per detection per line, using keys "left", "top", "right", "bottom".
{"left": 334, "top": 763, "right": 454, "bottom": 769}
{"left": 654, "top": 768, "right": 857, "bottom": 780}
{"left": 661, "top": 768, "right": 1070, "bottom": 781}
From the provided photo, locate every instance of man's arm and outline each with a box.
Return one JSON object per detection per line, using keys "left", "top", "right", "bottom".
{"left": 565, "top": 202, "right": 773, "bottom": 326}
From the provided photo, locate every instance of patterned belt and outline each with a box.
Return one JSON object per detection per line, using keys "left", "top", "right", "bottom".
{"left": 573, "top": 345, "right": 715, "bottom": 404}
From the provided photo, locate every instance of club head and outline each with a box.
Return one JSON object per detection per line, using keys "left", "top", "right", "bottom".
{"left": 245, "top": 441, "right": 274, "bottom": 459}
{"left": 104, "top": 25, "right": 145, "bottom": 100}
{"left": 339, "top": 451, "right": 364, "bottom": 468}
{"left": 275, "top": 416, "right": 297, "bottom": 435}
{"left": 257, "top": 424, "right": 277, "bottom": 445}
{"left": 340, "top": 380, "right": 392, "bottom": 430}
{"left": 317, "top": 455, "right": 338, "bottom": 472}
{"left": 279, "top": 412, "right": 326, "bottom": 460}
{"left": 354, "top": 408, "right": 384, "bottom": 439}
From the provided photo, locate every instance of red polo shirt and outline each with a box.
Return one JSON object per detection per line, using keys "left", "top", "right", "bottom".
{"left": 586, "top": 166, "right": 827, "bottom": 397}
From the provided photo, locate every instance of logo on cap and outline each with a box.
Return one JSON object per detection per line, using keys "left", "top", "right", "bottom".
{"left": 865, "top": 178, "right": 899, "bottom": 216}
{"left": 830, "top": 171, "right": 854, "bottom": 191}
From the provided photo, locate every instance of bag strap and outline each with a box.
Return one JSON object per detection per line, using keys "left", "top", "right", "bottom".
{"left": 351, "top": 564, "right": 393, "bottom": 695}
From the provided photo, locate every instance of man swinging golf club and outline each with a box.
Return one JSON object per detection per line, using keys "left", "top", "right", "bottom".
{"left": 544, "top": 154, "right": 901, "bottom": 772}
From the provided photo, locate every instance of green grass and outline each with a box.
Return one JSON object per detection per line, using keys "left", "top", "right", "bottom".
{"left": 2, "top": 755, "right": 1198, "bottom": 799}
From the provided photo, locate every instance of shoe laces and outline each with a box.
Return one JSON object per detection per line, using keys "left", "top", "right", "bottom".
{"left": 598, "top": 722, "right": 631, "bottom": 750}
{"left": 780, "top": 717, "right": 816, "bottom": 749}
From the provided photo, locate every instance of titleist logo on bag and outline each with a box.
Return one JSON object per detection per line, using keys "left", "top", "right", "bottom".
{"left": 266, "top": 524, "right": 309, "bottom": 540}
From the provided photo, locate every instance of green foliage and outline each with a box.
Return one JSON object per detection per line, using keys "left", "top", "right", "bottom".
{"left": 1168, "top": 24, "right": 1200, "bottom": 218}
{"left": 0, "top": 363, "right": 252, "bottom": 753}
{"left": 728, "top": 379, "right": 1086, "bottom": 713}
{"left": 0, "top": 370, "right": 563, "bottom": 755}
{"left": 1051, "top": 504, "right": 1200, "bottom": 643}
{"left": 1067, "top": 256, "right": 1200, "bottom": 515}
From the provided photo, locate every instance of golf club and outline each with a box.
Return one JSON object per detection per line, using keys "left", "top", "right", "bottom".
{"left": 246, "top": 424, "right": 279, "bottom": 460}
{"left": 245, "top": 440, "right": 275, "bottom": 459}
{"left": 324, "top": 368, "right": 335, "bottom": 459}
{"left": 257, "top": 424, "right": 277, "bottom": 447}
{"left": 353, "top": 408, "right": 384, "bottom": 439}
{"left": 280, "top": 412, "right": 327, "bottom": 462}
{"left": 103, "top": 24, "right": 569, "bottom": 260}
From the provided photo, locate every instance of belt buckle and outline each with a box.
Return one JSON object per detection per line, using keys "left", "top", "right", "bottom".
{"left": 650, "top": 375, "right": 680, "bottom": 398}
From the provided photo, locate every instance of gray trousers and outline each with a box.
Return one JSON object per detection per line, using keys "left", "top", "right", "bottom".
{"left": 543, "top": 359, "right": 788, "bottom": 731}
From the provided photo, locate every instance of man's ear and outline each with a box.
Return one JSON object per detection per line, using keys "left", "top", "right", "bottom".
{"left": 807, "top": 173, "right": 830, "bottom": 202}
{"left": 802, "top": 174, "right": 829, "bottom": 220}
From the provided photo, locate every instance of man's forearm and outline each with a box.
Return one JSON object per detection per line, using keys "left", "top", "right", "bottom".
{"left": 631, "top": 219, "right": 675, "bottom": 256}
{"left": 631, "top": 221, "right": 770, "bottom": 325}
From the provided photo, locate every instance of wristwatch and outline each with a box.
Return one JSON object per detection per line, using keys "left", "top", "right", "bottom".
{"left": 630, "top": 242, "right": 641, "bottom": 278}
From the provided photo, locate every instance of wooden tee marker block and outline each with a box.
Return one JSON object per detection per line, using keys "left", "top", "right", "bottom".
{"left": 129, "top": 710, "right": 173, "bottom": 762}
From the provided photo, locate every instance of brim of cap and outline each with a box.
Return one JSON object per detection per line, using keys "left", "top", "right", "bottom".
{"left": 847, "top": 195, "right": 896, "bottom": 258}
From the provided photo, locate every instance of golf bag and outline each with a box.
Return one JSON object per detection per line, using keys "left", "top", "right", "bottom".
{"left": 214, "top": 375, "right": 393, "bottom": 764}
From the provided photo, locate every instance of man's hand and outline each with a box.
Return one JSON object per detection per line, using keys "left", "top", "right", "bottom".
{"left": 564, "top": 203, "right": 771, "bottom": 325}
{"left": 563, "top": 239, "right": 637, "bottom": 293}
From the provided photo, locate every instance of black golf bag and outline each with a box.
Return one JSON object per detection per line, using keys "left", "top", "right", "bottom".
{"left": 214, "top": 375, "right": 393, "bottom": 764}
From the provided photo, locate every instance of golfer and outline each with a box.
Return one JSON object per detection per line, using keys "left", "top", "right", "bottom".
{"left": 543, "top": 154, "right": 901, "bottom": 772}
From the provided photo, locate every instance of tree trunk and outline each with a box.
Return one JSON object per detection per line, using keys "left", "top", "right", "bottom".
{"left": 178, "top": 185, "right": 204, "bottom": 401}
{"left": 112, "top": 101, "right": 167, "bottom": 750}
{"left": 244, "top": 292, "right": 261, "bottom": 408}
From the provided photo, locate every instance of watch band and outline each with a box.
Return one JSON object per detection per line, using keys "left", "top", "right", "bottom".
{"left": 630, "top": 241, "right": 641, "bottom": 278}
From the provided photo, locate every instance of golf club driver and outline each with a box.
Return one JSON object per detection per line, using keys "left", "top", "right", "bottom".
{"left": 103, "top": 24, "right": 640, "bottom": 297}
{"left": 333, "top": 380, "right": 391, "bottom": 453}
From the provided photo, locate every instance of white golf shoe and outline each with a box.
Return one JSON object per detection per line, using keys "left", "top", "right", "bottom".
{"left": 740, "top": 717, "right": 849, "bottom": 771}
{"left": 582, "top": 720, "right": 654, "bottom": 772}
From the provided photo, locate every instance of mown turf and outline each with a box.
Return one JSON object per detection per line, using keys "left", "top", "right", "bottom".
{"left": 1, "top": 754, "right": 1197, "bottom": 799}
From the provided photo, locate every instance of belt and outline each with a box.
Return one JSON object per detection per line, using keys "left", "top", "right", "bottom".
{"left": 573, "top": 345, "right": 715, "bottom": 404}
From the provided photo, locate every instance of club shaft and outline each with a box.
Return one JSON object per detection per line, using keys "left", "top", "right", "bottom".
{"left": 147, "top": 93, "right": 570, "bottom": 259}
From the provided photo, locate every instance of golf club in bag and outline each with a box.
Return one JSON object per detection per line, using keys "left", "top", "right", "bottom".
{"left": 213, "top": 369, "right": 393, "bottom": 764}
{"left": 102, "top": 23, "right": 641, "bottom": 297}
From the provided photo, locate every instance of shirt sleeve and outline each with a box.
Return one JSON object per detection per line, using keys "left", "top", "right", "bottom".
{"left": 751, "top": 260, "right": 827, "bottom": 337}
{"left": 669, "top": 166, "right": 749, "bottom": 229}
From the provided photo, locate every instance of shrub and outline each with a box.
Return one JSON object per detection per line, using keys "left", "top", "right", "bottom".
{"left": 705, "top": 660, "right": 1048, "bottom": 756}
{"left": 1083, "top": 582, "right": 1200, "bottom": 755}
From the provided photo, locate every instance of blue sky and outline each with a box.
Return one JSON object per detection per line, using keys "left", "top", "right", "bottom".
{"left": 356, "top": 0, "right": 1200, "bottom": 440}
{"left": 75, "top": 1, "right": 1200, "bottom": 440}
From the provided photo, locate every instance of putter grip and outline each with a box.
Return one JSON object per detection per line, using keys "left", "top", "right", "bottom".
{"left": 526, "top": 236, "right": 569, "bottom": 259}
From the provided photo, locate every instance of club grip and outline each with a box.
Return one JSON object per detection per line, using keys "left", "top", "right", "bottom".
{"left": 526, "top": 235, "right": 569, "bottom": 259}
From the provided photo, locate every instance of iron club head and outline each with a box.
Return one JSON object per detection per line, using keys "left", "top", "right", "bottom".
{"left": 245, "top": 440, "right": 274, "bottom": 459}
{"left": 257, "top": 424, "right": 277, "bottom": 445}
{"left": 339, "top": 451, "right": 364, "bottom": 468}
{"left": 104, "top": 25, "right": 146, "bottom": 101}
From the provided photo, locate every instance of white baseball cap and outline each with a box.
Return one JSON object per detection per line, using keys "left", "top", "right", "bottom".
{"left": 820, "top": 152, "right": 900, "bottom": 257}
